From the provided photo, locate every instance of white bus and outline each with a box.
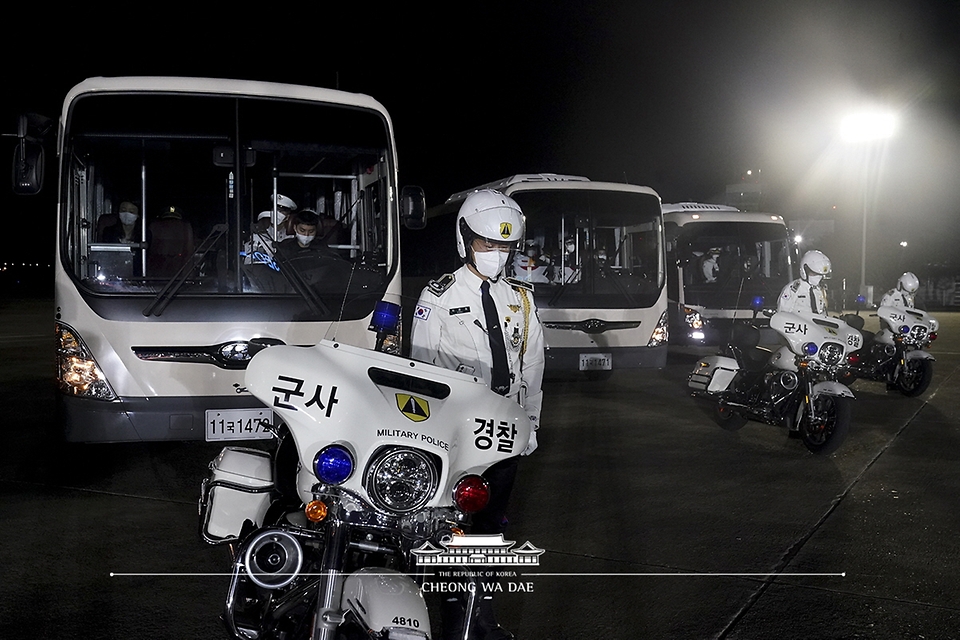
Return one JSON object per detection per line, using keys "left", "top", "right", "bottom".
{"left": 14, "top": 77, "right": 424, "bottom": 442}
{"left": 662, "top": 202, "right": 798, "bottom": 344}
{"left": 403, "top": 174, "right": 668, "bottom": 376}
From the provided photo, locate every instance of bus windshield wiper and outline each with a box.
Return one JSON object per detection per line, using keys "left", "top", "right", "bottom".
{"left": 142, "top": 224, "right": 227, "bottom": 317}
{"left": 270, "top": 250, "right": 331, "bottom": 318}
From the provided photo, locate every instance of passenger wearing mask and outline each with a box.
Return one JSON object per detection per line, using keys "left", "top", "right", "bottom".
{"left": 97, "top": 201, "right": 142, "bottom": 244}
{"left": 275, "top": 210, "right": 338, "bottom": 262}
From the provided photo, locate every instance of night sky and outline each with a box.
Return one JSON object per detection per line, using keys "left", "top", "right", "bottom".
{"left": 3, "top": 1, "right": 959, "bottom": 289}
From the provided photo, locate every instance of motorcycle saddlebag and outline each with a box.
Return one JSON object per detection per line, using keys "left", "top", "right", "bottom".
{"left": 688, "top": 355, "right": 739, "bottom": 393}
{"left": 201, "top": 447, "right": 274, "bottom": 543}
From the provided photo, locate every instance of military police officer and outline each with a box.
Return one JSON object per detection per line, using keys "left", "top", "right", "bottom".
{"left": 410, "top": 189, "right": 544, "bottom": 640}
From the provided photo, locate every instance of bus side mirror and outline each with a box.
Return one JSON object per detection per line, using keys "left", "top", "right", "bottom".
{"left": 401, "top": 185, "right": 426, "bottom": 230}
{"left": 11, "top": 114, "right": 48, "bottom": 195}
{"left": 12, "top": 140, "right": 44, "bottom": 195}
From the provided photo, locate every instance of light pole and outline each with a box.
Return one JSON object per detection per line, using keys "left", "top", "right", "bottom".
{"left": 840, "top": 108, "right": 897, "bottom": 302}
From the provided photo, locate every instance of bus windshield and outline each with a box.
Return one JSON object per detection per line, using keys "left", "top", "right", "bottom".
{"left": 671, "top": 221, "right": 792, "bottom": 308}
{"left": 62, "top": 92, "right": 394, "bottom": 321}
{"left": 509, "top": 189, "right": 663, "bottom": 309}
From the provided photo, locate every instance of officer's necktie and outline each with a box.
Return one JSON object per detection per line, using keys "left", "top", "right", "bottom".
{"left": 480, "top": 280, "right": 510, "bottom": 396}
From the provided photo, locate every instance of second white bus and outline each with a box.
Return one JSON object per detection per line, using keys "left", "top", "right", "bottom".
{"left": 403, "top": 174, "right": 668, "bottom": 376}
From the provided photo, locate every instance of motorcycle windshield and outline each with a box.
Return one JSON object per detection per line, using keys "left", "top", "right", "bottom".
{"left": 245, "top": 309, "right": 532, "bottom": 510}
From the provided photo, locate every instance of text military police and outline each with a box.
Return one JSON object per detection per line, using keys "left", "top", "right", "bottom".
{"left": 409, "top": 189, "right": 544, "bottom": 640}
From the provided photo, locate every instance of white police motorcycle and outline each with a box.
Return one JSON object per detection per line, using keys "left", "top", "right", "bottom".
{"left": 840, "top": 304, "right": 938, "bottom": 397}
{"left": 689, "top": 310, "right": 862, "bottom": 455}
{"left": 199, "top": 301, "right": 531, "bottom": 639}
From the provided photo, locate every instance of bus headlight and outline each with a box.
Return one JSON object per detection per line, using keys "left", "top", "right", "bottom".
{"left": 56, "top": 323, "right": 117, "bottom": 401}
{"left": 647, "top": 311, "right": 669, "bottom": 347}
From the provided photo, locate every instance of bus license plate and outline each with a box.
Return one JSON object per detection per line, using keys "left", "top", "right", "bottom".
{"left": 579, "top": 353, "right": 612, "bottom": 371}
{"left": 205, "top": 409, "right": 274, "bottom": 441}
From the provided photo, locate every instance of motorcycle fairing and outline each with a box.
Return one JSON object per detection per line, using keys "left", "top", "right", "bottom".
{"left": 770, "top": 311, "right": 862, "bottom": 358}
{"left": 877, "top": 305, "right": 939, "bottom": 339}
{"left": 245, "top": 340, "right": 532, "bottom": 507}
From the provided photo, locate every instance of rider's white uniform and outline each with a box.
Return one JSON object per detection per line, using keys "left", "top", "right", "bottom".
{"left": 778, "top": 278, "right": 828, "bottom": 316}
{"left": 410, "top": 265, "right": 544, "bottom": 429}
{"left": 880, "top": 289, "right": 914, "bottom": 309}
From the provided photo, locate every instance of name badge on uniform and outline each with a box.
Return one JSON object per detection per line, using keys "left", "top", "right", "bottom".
{"left": 449, "top": 306, "right": 470, "bottom": 315}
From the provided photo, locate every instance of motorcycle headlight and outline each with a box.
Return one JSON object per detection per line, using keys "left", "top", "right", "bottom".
{"left": 819, "top": 342, "right": 844, "bottom": 366}
{"left": 366, "top": 448, "right": 438, "bottom": 514}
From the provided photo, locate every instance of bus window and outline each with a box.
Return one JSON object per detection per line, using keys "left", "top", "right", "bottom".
{"left": 63, "top": 93, "right": 393, "bottom": 321}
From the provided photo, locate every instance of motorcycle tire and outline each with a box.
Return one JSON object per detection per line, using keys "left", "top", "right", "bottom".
{"left": 713, "top": 402, "right": 748, "bottom": 431}
{"left": 896, "top": 358, "right": 933, "bottom": 397}
{"left": 799, "top": 395, "right": 851, "bottom": 455}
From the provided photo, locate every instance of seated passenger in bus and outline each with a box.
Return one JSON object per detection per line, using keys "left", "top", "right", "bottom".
{"left": 512, "top": 241, "right": 551, "bottom": 283}
{"left": 97, "top": 201, "right": 142, "bottom": 244}
{"left": 276, "top": 210, "right": 338, "bottom": 259}
{"left": 699, "top": 247, "right": 721, "bottom": 283}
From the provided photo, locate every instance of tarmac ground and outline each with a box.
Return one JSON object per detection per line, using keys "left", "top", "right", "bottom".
{"left": 1, "top": 295, "right": 958, "bottom": 639}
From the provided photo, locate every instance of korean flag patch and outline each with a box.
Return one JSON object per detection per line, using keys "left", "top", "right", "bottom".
{"left": 414, "top": 305, "right": 431, "bottom": 321}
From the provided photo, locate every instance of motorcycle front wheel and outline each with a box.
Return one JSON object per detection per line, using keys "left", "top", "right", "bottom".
{"left": 896, "top": 358, "right": 933, "bottom": 397}
{"left": 799, "top": 394, "right": 851, "bottom": 455}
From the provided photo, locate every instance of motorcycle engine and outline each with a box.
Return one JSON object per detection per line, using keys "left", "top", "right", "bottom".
{"left": 763, "top": 370, "right": 798, "bottom": 405}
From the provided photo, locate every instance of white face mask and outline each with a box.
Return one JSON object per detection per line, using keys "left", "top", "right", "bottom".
{"left": 473, "top": 249, "right": 509, "bottom": 279}
{"left": 296, "top": 233, "right": 314, "bottom": 246}
{"left": 119, "top": 211, "right": 138, "bottom": 225}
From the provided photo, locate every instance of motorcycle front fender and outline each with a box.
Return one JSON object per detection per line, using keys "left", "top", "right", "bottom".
{"left": 811, "top": 380, "right": 855, "bottom": 399}
{"left": 341, "top": 567, "right": 430, "bottom": 637}
{"left": 904, "top": 350, "right": 935, "bottom": 362}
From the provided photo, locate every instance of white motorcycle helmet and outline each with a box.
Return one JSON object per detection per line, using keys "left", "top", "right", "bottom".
{"left": 273, "top": 193, "right": 297, "bottom": 212}
{"left": 897, "top": 271, "right": 919, "bottom": 293}
{"left": 800, "top": 250, "right": 831, "bottom": 286}
{"left": 455, "top": 189, "right": 525, "bottom": 264}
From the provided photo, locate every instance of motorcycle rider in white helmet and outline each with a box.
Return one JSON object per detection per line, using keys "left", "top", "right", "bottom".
{"left": 778, "top": 250, "right": 831, "bottom": 316}
{"left": 880, "top": 271, "right": 919, "bottom": 309}
{"left": 410, "top": 189, "right": 544, "bottom": 640}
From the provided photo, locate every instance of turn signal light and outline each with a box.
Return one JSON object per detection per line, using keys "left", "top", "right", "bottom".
{"left": 305, "top": 500, "right": 328, "bottom": 523}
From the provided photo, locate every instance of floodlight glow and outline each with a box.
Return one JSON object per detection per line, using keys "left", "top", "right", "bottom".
{"left": 840, "top": 109, "right": 897, "bottom": 143}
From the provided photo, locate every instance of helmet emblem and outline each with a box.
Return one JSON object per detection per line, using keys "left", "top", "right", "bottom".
{"left": 500, "top": 222, "right": 512, "bottom": 239}
{"left": 396, "top": 394, "right": 430, "bottom": 422}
